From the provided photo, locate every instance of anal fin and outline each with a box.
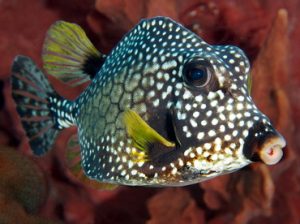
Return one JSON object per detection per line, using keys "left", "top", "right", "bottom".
{"left": 66, "top": 135, "right": 118, "bottom": 190}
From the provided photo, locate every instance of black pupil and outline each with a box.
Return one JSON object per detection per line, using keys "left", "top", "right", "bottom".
{"left": 186, "top": 66, "right": 208, "bottom": 87}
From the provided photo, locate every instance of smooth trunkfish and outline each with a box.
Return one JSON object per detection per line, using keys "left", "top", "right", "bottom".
{"left": 11, "top": 17, "right": 286, "bottom": 186}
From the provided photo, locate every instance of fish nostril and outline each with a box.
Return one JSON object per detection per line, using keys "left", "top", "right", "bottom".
{"left": 219, "top": 87, "right": 228, "bottom": 95}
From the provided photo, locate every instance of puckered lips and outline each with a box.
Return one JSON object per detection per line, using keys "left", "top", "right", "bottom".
{"left": 257, "top": 134, "right": 286, "bottom": 165}
{"left": 243, "top": 122, "right": 286, "bottom": 165}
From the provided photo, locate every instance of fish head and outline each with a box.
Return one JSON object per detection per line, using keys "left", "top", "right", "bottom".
{"left": 129, "top": 17, "right": 285, "bottom": 180}
{"left": 164, "top": 29, "right": 286, "bottom": 179}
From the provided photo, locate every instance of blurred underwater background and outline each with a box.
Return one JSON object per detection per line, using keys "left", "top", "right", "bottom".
{"left": 0, "top": 0, "right": 300, "bottom": 223}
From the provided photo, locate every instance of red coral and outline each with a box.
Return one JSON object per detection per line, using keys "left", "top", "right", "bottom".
{"left": 147, "top": 188, "right": 205, "bottom": 224}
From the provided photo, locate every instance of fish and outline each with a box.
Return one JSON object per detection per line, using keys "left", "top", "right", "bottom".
{"left": 11, "top": 17, "right": 286, "bottom": 187}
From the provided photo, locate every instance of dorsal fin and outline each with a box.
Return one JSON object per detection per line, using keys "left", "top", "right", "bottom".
{"left": 42, "top": 21, "right": 105, "bottom": 86}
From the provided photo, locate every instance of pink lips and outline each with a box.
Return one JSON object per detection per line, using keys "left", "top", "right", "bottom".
{"left": 258, "top": 134, "right": 286, "bottom": 165}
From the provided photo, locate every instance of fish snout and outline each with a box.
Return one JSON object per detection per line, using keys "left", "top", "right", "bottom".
{"left": 257, "top": 133, "right": 286, "bottom": 165}
{"left": 243, "top": 121, "right": 286, "bottom": 165}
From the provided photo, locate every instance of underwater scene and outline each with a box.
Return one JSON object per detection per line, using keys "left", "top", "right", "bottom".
{"left": 0, "top": 0, "right": 299, "bottom": 223}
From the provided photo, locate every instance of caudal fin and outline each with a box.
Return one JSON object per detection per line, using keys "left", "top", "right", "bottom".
{"left": 11, "top": 56, "right": 64, "bottom": 155}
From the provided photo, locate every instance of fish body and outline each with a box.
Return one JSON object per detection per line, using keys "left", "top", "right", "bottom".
{"left": 11, "top": 17, "right": 286, "bottom": 186}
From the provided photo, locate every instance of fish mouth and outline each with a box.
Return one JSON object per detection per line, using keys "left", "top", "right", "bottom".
{"left": 243, "top": 121, "right": 286, "bottom": 165}
{"left": 257, "top": 134, "right": 286, "bottom": 165}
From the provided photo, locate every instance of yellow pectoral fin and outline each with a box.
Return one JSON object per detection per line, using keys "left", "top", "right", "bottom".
{"left": 123, "top": 110, "right": 175, "bottom": 152}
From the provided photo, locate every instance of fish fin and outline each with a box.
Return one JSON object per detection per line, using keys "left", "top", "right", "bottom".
{"left": 42, "top": 21, "right": 105, "bottom": 86}
{"left": 66, "top": 135, "right": 118, "bottom": 190}
{"left": 123, "top": 110, "right": 175, "bottom": 155}
{"left": 11, "top": 56, "right": 62, "bottom": 155}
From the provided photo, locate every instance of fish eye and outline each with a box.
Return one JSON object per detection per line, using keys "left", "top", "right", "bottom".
{"left": 183, "top": 60, "right": 212, "bottom": 88}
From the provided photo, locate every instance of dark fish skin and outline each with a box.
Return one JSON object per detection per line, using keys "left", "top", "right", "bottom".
{"left": 11, "top": 17, "right": 286, "bottom": 186}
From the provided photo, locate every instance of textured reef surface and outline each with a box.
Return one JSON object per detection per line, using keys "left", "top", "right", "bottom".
{"left": 0, "top": 0, "right": 300, "bottom": 223}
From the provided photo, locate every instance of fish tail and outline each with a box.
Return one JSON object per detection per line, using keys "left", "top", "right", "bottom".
{"left": 11, "top": 56, "right": 75, "bottom": 155}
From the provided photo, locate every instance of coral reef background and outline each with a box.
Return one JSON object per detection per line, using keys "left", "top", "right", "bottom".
{"left": 0, "top": 0, "right": 300, "bottom": 223}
